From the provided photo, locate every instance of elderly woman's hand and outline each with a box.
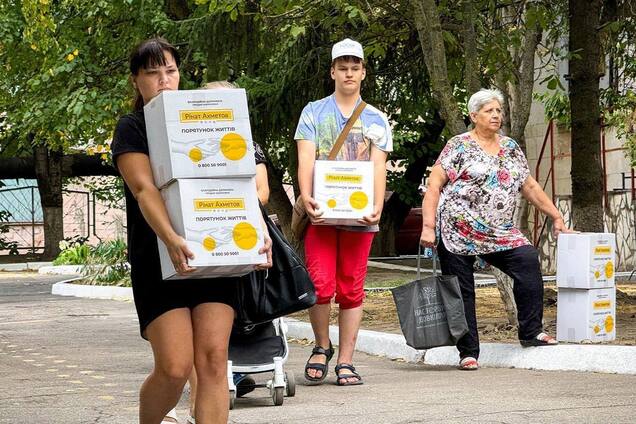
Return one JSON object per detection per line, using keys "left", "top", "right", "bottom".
{"left": 420, "top": 225, "right": 436, "bottom": 248}
{"left": 552, "top": 217, "right": 574, "bottom": 237}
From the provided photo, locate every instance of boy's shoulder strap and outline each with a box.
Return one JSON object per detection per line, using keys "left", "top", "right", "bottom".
{"left": 326, "top": 100, "right": 367, "bottom": 160}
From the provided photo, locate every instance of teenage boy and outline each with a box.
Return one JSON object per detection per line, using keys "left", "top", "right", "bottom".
{"left": 295, "top": 38, "right": 392, "bottom": 386}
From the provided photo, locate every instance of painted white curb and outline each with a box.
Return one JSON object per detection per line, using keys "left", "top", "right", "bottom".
{"left": 49, "top": 279, "right": 636, "bottom": 375}
{"left": 0, "top": 262, "right": 53, "bottom": 272}
{"left": 286, "top": 319, "right": 636, "bottom": 375}
{"left": 51, "top": 280, "right": 133, "bottom": 301}
{"left": 39, "top": 265, "right": 84, "bottom": 275}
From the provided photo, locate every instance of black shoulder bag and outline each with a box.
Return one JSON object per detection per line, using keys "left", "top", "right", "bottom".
{"left": 235, "top": 203, "right": 316, "bottom": 327}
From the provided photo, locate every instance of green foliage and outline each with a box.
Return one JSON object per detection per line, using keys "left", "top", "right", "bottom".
{"left": 603, "top": 90, "right": 636, "bottom": 167}
{"left": 54, "top": 238, "right": 130, "bottom": 285}
{"left": 0, "top": 0, "right": 170, "bottom": 156}
{"left": 534, "top": 90, "right": 570, "bottom": 128}
{"left": 82, "top": 239, "right": 130, "bottom": 287}
{"left": 0, "top": 210, "right": 19, "bottom": 255}
{"left": 53, "top": 240, "right": 91, "bottom": 265}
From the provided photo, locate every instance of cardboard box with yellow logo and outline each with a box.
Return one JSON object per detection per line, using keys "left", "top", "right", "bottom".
{"left": 157, "top": 178, "right": 266, "bottom": 280}
{"left": 313, "top": 160, "right": 374, "bottom": 226}
{"left": 556, "top": 233, "right": 616, "bottom": 289}
{"left": 144, "top": 89, "right": 256, "bottom": 188}
{"left": 556, "top": 287, "right": 616, "bottom": 342}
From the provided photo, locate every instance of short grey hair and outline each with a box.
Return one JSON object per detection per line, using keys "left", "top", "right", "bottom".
{"left": 467, "top": 89, "right": 504, "bottom": 114}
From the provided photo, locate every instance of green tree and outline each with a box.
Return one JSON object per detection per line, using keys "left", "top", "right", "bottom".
{"left": 0, "top": 0, "right": 168, "bottom": 258}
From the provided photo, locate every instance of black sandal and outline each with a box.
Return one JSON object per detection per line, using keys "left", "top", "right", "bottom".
{"left": 520, "top": 332, "right": 558, "bottom": 347}
{"left": 335, "top": 363, "right": 363, "bottom": 386}
{"left": 304, "top": 341, "right": 334, "bottom": 382}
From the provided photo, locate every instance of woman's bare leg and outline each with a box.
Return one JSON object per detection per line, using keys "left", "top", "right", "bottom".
{"left": 140, "top": 308, "right": 194, "bottom": 424}
{"left": 191, "top": 302, "right": 234, "bottom": 424}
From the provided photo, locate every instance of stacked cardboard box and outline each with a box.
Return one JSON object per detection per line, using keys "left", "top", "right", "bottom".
{"left": 556, "top": 233, "right": 616, "bottom": 342}
{"left": 144, "top": 89, "right": 266, "bottom": 280}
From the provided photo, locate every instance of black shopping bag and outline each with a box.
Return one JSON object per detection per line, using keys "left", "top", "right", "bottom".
{"left": 235, "top": 203, "right": 316, "bottom": 327}
{"left": 391, "top": 248, "right": 468, "bottom": 350}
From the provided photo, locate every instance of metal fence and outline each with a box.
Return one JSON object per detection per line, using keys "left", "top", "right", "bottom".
{"left": 534, "top": 191, "right": 636, "bottom": 274}
{"left": 0, "top": 186, "right": 126, "bottom": 253}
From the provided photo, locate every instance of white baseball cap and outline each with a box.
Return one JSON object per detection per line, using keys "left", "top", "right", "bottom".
{"left": 331, "top": 38, "right": 364, "bottom": 61}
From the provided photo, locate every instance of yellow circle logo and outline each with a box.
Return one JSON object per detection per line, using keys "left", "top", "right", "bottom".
{"left": 327, "top": 199, "right": 337, "bottom": 209}
{"left": 220, "top": 133, "right": 247, "bottom": 161}
{"left": 605, "top": 261, "right": 614, "bottom": 279}
{"left": 233, "top": 222, "right": 258, "bottom": 250}
{"left": 604, "top": 315, "right": 614, "bottom": 333}
{"left": 202, "top": 236, "right": 216, "bottom": 251}
{"left": 188, "top": 147, "right": 203, "bottom": 162}
{"left": 349, "top": 191, "right": 368, "bottom": 210}
{"left": 594, "top": 270, "right": 601, "bottom": 280}
{"left": 593, "top": 324, "right": 601, "bottom": 334}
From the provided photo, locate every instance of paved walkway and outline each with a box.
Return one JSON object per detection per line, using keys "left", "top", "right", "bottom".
{"left": 1, "top": 272, "right": 635, "bottom": 423}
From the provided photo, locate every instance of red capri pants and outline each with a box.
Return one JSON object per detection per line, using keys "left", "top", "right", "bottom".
{"left": 304, "top": 224, "right": 375, "bottom": 309}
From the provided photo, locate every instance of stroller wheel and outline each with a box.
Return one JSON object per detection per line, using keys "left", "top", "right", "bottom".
{"left": 272, "top": 386, "right": 284, "bottom": 406}
{"left": 285, "top": 371, "right": 296, "bottom": 397}
{"left": 229, "top": 390, "right": 236, "bottom": 410}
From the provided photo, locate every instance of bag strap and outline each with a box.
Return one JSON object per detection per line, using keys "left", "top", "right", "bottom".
{"left": 417, "top": 245, "right": 437, "bottom": 279}
{"left": 326, "top": 100, "right": 367, "bottom": 160}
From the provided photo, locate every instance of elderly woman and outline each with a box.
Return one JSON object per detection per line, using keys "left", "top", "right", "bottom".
{"left": 420, "top": 88, "right": 570, "bottom": 371}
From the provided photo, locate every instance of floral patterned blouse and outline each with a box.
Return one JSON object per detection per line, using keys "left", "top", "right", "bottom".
{"left": 436, "top": 132, "right": 531, "bottom": 255}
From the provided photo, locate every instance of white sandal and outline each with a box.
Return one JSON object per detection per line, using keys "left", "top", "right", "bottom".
{"left": 161, "top": 408, "right": 178, "bottom": 424}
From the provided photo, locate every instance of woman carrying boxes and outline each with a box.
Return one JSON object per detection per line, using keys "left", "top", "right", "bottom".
{"left": 111, "top": 37, "right": 271, "bottom": 424}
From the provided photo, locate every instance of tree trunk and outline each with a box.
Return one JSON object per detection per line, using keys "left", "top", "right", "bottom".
{"left": 462, "top": 0, "right": 480, "bottom": 96}
{"left": 34, "top": 146, "right": 64, "bottom": 260}
{"left": 489, "top": 4, "right": 543, "bottom": 325}
{"left": 568, "top": 0, "right": 604, "bottom": 231}
{"left": 410, "top": 0, "right": 467, "bottom": 135}
{"left": 492, "top": 268, "right": 518, "bottom": 326}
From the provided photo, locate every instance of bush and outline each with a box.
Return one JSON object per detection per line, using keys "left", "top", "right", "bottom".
{"left": 82, "top": 239, "right": 131, "bottom": 287}
{"left": 52, "top": 240, "right": 91, "bottom": 265}
{"left": 0, "top": 210, "right": 19, "bottom": 255}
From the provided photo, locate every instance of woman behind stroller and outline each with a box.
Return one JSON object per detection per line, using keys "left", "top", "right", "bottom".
{"left": 177, "top": 80, "right": 271, "bottom": 424}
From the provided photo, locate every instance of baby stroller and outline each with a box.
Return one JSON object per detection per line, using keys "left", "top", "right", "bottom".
{"left": 226, "top": 317, "right": 295, "bottom": 408}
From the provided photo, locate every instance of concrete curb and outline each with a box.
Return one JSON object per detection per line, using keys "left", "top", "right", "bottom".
{"left": 50, "top": 278, "right": 636, "bottom": 375}
{"left": 51, "top": 280, "right": 133, "bottom": 301}
{"left": 0, "top": 261, "right": 52, "bottom": 272}
{"left": 286, "top": 320, "right": 636, "bottom": 375}
{"left": 39, "top": 265, "right": 84, "bottom": 275}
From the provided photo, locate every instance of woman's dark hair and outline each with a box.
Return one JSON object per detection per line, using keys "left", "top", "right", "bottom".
{"left": 129, "top": 37, "right": 180, "bottom": 110}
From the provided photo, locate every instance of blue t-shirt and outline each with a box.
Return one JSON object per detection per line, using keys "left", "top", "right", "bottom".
{"left": 294, "top": 95, "right": 392, "bottom": 159}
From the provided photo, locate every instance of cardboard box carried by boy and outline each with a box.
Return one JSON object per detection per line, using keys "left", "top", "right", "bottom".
{"left": 312, "top": 160, "right": 374, "bottom": 226}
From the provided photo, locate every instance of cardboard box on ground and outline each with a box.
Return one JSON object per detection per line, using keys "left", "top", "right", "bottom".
{"left": 556, "top": 287, "right": 616, "bottom": 342}
{"left": 144, "top": 89, "right": 264, "bottom": 280}
{"left": 313, "top": 160, "right": 374, "bottom": 226}
{"left": 144, "top": 89, "right": 257, "bottom": 189}
{"left": 556, "top": 233, "right": 616, "bottom": 342}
